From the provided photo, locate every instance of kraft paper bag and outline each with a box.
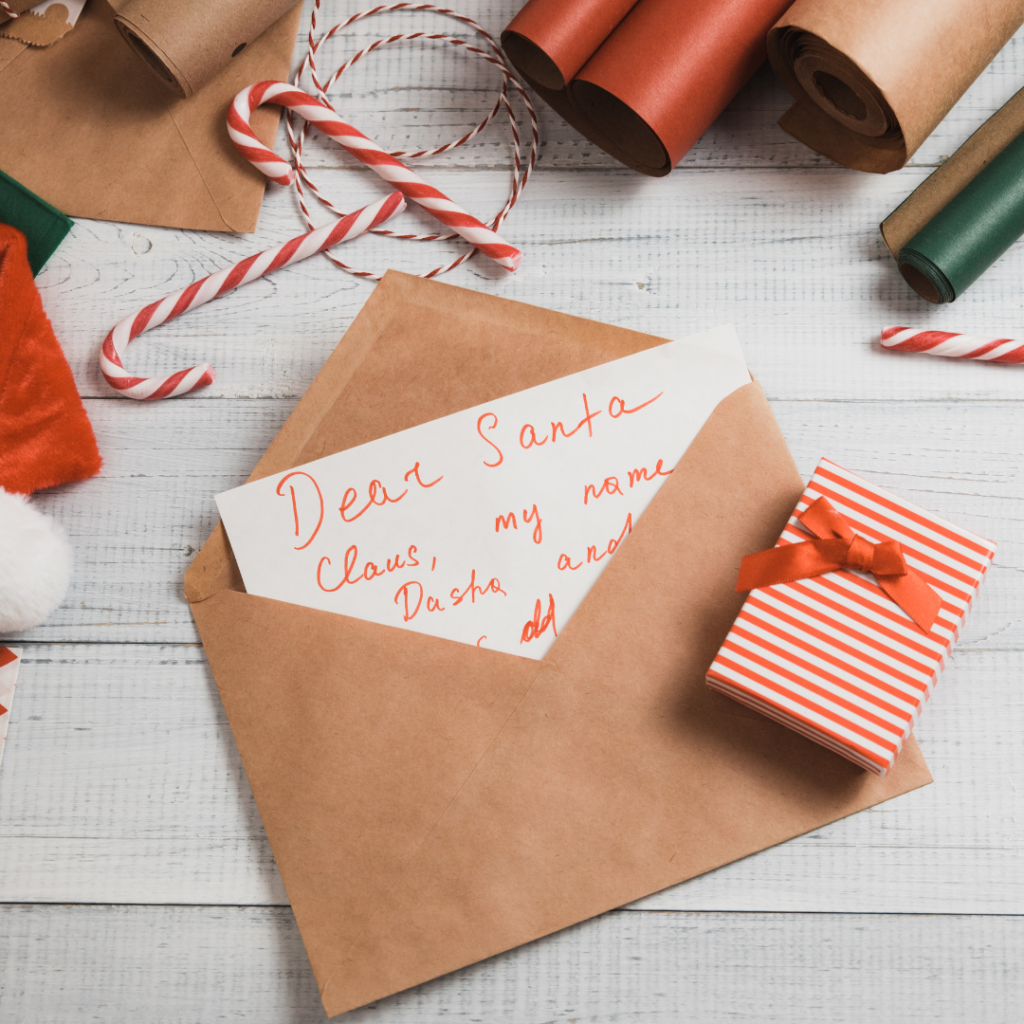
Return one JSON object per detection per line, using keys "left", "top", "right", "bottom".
{"left": 185, "top": 271, "right": 932, "bottom": 1017}
{"left": 0, "top": 0, "right": 302, "bottom": 232}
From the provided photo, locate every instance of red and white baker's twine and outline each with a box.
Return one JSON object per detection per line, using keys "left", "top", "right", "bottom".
{"left": 279, "top": 1, "right": 537, "bottom": 280}
{"left": 0, "top": 2, "right": 19, "bottom": 20}
{"left": 100, "top": 194, "right": 405, "bottom": 399}
{"left": 228, "top": 80, "right": 520, "bottom": 273}
{"left": 881, "top": 326, "right": 1024, "bottom": 364}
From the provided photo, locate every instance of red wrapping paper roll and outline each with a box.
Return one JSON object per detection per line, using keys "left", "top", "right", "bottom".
{"left": 502, "top": 0, "right": 638, "bottom": 90}
{"left": 503, "top": 0, "right": 793, "bottom": 175}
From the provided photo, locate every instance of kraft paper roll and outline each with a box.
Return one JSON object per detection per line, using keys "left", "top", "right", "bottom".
{"left": 114, "top": 0, "right": 299, "bottom": 98}
{"left": 891, "top": 126, "right": 1024, "bottom": 303}
{"left": 768, "top": 0, "right": 1024, "bottom": 173}
{"left": 502, "top": 0, "right": 792, "bottom": 176}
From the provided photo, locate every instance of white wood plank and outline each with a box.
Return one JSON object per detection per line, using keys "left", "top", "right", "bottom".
{"left": 1, "top": 904, "right": 1021, "bottom": 1023}
{"left": 0, "top": 645, "right": 1020, "bottom": 912}
{"left": 7, "top": 399, "right": 1019, "bottom": 646}
{"left": 43, "top": 163, "right": 1024, "bottom": 405}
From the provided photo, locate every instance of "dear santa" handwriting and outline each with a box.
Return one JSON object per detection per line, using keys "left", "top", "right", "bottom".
{"left": 217, "top": 326, "right": 749, "bottom": 659}
{"left": 475, "top": 391, "right": 662, "bottom": 468}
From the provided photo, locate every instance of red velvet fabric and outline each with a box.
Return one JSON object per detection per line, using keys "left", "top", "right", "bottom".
{"left": 0, "top": 224, "right": 101, "bottom": 494}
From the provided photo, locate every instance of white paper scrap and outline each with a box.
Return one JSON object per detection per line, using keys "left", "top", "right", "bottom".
{"left": 0, "top": 647, "right": 22, "bottom": 773}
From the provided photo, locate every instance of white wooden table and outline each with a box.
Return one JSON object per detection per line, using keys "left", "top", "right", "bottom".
{"left": 3, "top": 3, "right": 1023, "bottom": 1020}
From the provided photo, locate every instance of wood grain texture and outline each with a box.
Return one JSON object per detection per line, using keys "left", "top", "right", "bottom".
{"left": 3, "top": 1, "right": 1024, "bottom": 1019}
{"left": 0, "top": 642, "right": 1020, "bottom": 911}
{"left": 1, "top": 905, "right": 1022, "bottom": 1024}
{"left": 44, "top": 166, "right": 1024, "bottom": 404}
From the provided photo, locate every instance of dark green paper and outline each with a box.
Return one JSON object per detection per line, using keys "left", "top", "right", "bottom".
{"left": 898, "top": 129, "right": 1024, "bottom": 303}
{"left": 0, "top": 167, "right": 74, "bottom": 276}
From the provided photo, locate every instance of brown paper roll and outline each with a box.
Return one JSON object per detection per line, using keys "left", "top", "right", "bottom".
{"left": 503, "top": 0, "right": 792, "bottom": 176}
{"left": 114, "top": 0, "right": 299, "bottom": 98}
{"left": 768, "top": 0, "right": 1024, "bottom": 173}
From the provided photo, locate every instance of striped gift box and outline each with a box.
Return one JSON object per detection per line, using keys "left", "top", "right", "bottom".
{"left": 706, "top": 459, "right": 996, "bottom": 775}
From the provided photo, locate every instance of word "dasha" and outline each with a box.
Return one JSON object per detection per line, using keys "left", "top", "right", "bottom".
{"left": 276, "top": 461, "right": 442, "bottom": 550}
{"left": 475, "top": 391, "right": 661, "bottom": 467}
{"left": 393, "top": 569, "right": 506, "bottom": 622}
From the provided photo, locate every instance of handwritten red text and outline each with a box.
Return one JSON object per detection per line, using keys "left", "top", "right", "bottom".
{"left": 339, "top": 462, "right": 442, "bottom": 525}
{"left": 317, "top": 544, "right": 420, "bottom": 592}
{"left": 276, "top": 471, "right": 324, "bottom": 550}
{"left": 583, "top": 459, "right": 672, "bottom": 504}
{"left": 494, "top": 503, "right": 543, "bottom": 543}
{"left": 521, "top": 594, "right": 557, "bottom": 644}
{"left": 557, "top": 513, "right": 633, "bottom": 570}
{"left": 450, "top": 569, "right": 507, "bottom": 607}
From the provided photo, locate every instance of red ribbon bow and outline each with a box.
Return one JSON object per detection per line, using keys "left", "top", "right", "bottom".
{"left": 736, "top": 496, "right": 941, "bottom": 633}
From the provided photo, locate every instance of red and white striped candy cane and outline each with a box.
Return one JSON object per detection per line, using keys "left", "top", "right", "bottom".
{"left": 227, "top": 80, "right": 522, "bottom": 273}
{"left": 100, "top": 193, "right": 405, "bottom": 400}
{"left": 881, "top": 326, "right": 1024, "bottom": 364}
{"left": 0, "top": 2, "right": 20, "bottom": 20}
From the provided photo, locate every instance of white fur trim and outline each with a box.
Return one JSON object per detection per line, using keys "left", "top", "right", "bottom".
{"left": 0, "top": 488, "right": 73, "bottom": 633}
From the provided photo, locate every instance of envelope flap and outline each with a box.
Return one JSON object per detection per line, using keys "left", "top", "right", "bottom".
{"left": 313, "top": 381, "right": 933, "bottom": 1016}
{"left": 155, "top": 2, "right": 303, "bottom": 232}
{"left": 192, "top": 588, "right": 542, "bottom": 992}
{"left": 0, "top": 0, "right": 300, "bottom": 232}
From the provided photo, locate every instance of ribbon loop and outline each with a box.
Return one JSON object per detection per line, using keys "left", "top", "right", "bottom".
{"left": 737, "top": 496, "right": 941, "bottom": 633}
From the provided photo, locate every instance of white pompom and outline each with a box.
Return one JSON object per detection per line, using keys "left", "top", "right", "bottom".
{"left": 0, "top": 488, "right": 73, "bottom": 633}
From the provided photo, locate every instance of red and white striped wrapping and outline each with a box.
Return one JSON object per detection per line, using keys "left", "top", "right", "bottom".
{"left": 706, "top": 459, "right": 996, "bottom": 776}
{"left": 0, "top": 647, "right": 21, "bottom": 773}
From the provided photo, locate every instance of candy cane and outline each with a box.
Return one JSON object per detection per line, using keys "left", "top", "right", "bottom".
{"left": 227, "top": 80, "right": 522, "bottom": 273}
{"left": 0, "top": 2, "right": 20, "bottom": 19}
{"left": 881, "top": 326, "right": 1024, "bottom": 364}
{"left": 100, "top": 193, "right": 405, "bottom": 400}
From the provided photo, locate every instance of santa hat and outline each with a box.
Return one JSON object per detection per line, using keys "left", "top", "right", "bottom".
{"left": 0, "top": 223, "right": 101, "bottom": 633}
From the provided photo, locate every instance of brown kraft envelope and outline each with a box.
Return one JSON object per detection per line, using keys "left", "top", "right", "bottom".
{"left": 0, "top": 0, "right": 302, "bottom": 232}
{"left": 185, "top": 271, "right": 932, "bottom": 1018}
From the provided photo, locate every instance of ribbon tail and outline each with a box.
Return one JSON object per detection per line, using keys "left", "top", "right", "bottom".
{"left": 878, "top": 574, "right": 942, "bottom": 633}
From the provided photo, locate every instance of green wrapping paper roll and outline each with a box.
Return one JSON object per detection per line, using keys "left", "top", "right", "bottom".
{"left": 898, "top": 129, "right": 1024, "bottom": 303}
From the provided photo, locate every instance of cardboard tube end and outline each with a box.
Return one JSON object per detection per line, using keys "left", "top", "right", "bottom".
{"left": 114, "top": 17, "right": 189, "bottom": 98}
{"left": 897, "top": 254, "right": 951, "bottom": 304}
